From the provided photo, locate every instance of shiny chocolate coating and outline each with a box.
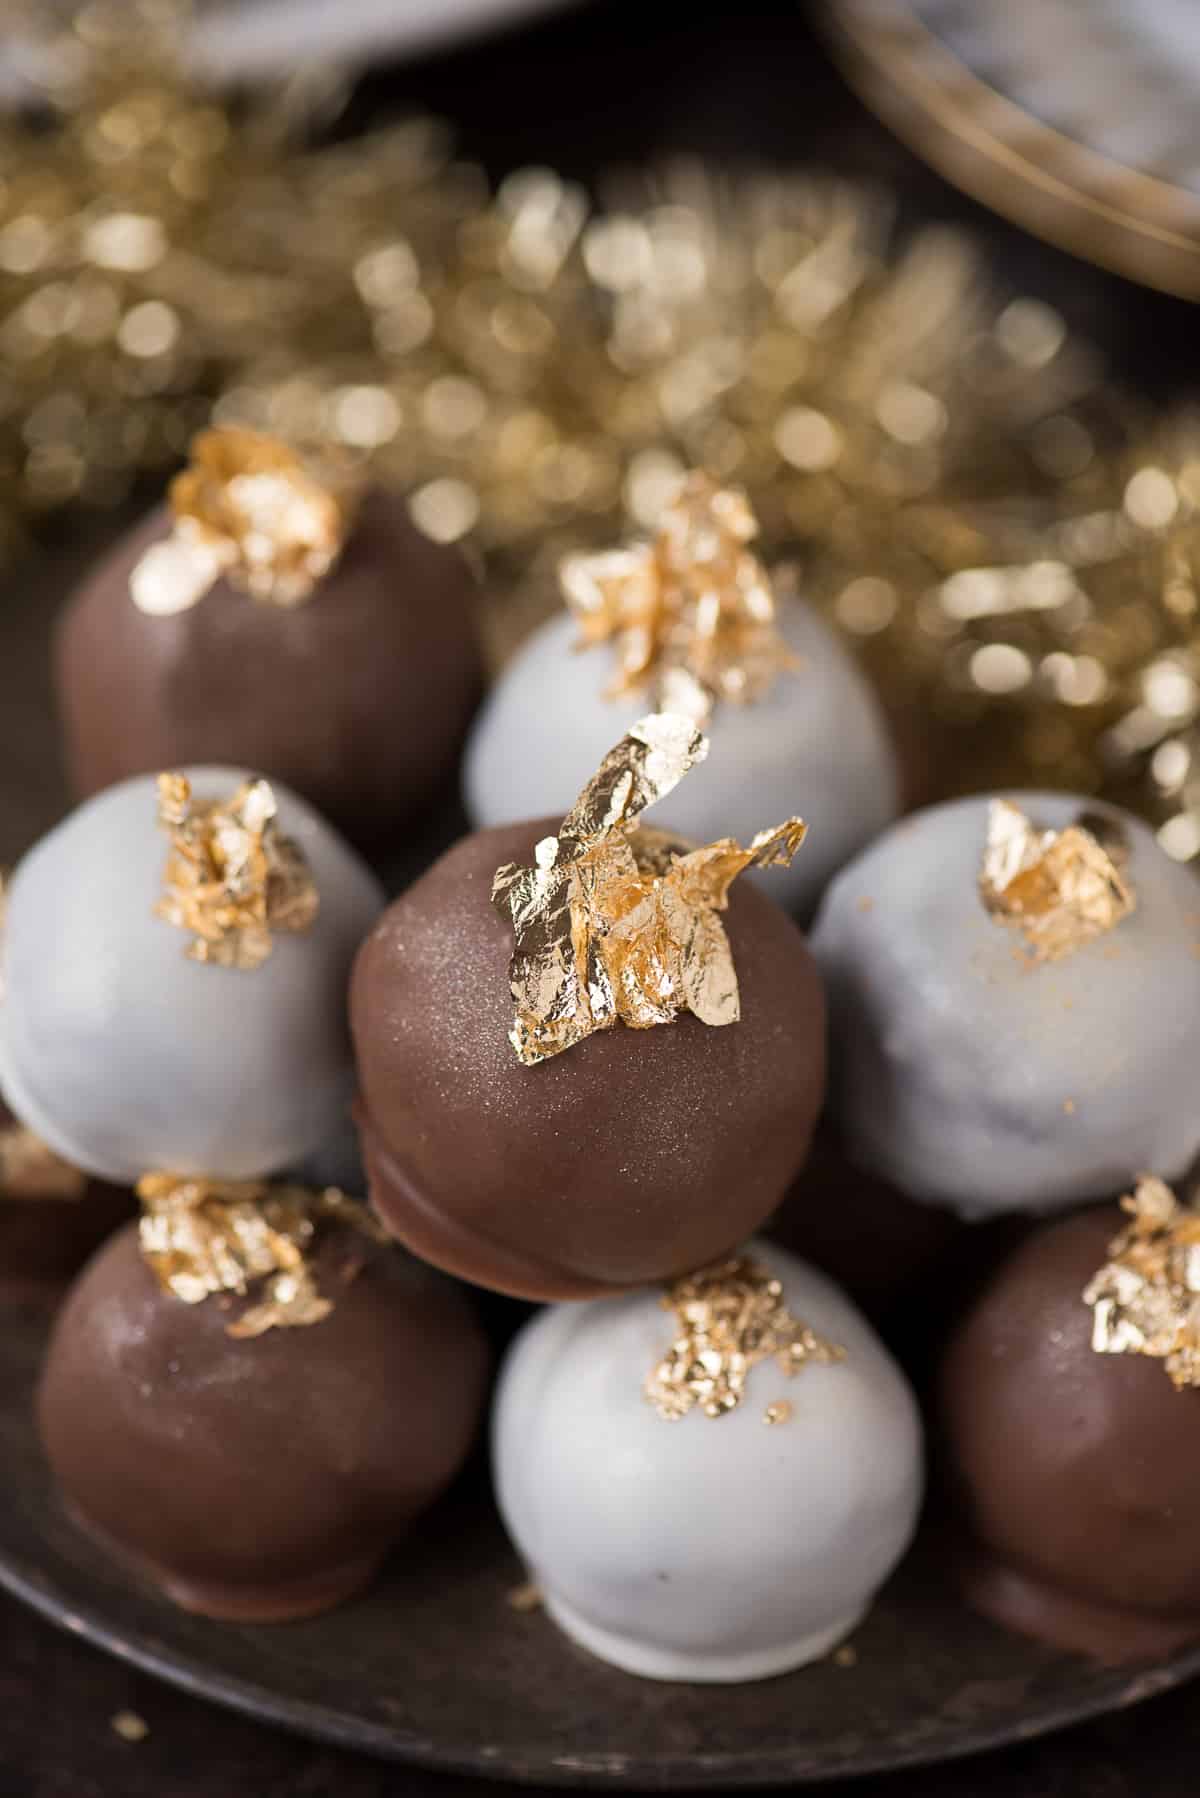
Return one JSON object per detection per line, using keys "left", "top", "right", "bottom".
{"left": 0, "top": 1098, "right": 132, "bottom": 1298}
{"left": 38, "top": 1221, "right": 491, "bottom": 1621}
{"left": 351, "top": 819, "right": 827, "bottom": 1301}
{"left": 56, "top": 490, "right": 484, "bottom": 850}
{"left": 939, "top": 1205, "right": 1200, "bottom": 1661}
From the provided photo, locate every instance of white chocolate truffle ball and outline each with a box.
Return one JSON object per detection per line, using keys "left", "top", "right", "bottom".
{"left": 492, "top": 1241, "right": 923, "bottom": 1683}
{"left": 0, "top": 767, "right": 383, "bottom": 1184}
{"left": 813, "top": 792, "right": 1200, "bottom": 1219}
{"left": 464, "top": 600, "right": 899, "bottom": 918}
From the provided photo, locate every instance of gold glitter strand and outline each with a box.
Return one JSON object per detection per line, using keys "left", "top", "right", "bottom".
{"left": 1084, "top": 1176, "right": 1200, "bottom": 1389}
{"left": 155, "top": 771, "right": 319, "bottom": 968}
{"left": 492, "top": 714, "right": 806, "bottom": 1064}
{"left": 979, "top": 798, "right": 1136, "bottom": 962}
{"left": 136, "top": 1172, "right": 386, "bottom": 1337}
{"left": 0, "top": 1124, "right": 87, "bottom": 1201}
{"left": 561, "top": 471, "right": 797, "bottom": 711}
{"left": 8, "top": 10, "right": 1200, "bottom": 865}
{"left": 130, "top": 427, "right": 357, "bottom": 614}
{"left": 646, "top": 1254, "right": 843, "bottom": 1420}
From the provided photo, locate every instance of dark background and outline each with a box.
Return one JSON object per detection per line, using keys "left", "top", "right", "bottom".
{"left": 4, "top": 1, "right": 1200, "bottom": 1792}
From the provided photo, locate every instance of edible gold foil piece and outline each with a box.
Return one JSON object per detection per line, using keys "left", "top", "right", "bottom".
{"left": 0, "top": 1125, "right": 87, "bottom": 1202}
{"left": 645, "top": 1254, "right": 844, "bottom": 1421}
{"left": 155, "top": 772, "right": 319, "bottom": 969}
{"left": 136, "top": 1174, "right": 387, "bottom": 1338}
{"left": 1084, "top": 1175, "right": 1200, "bottom": 1389}
{"left": 561, "top": 473, "right": 798, "bottom": 711}
{"left": 979, "top": 798, "right": 1135, "bottom": 961}
{"left": 130, "top": 428, "right": 356, "bottom": 615}
{"left": 492, "top": 713, "right": 806, "bottom": 1064}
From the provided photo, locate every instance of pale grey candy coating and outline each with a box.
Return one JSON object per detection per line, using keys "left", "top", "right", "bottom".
{"left": 492, "top": 1238, "right": 923, "bottom": 1684}
{"left": 813, "top": 791, "right": 1200, "bottom": 1219}
{"left": 463, "top": 599, "right": 899, "bottom": 918}
{"left": 0, "top": 766, "right": 384, "bottom": 1184}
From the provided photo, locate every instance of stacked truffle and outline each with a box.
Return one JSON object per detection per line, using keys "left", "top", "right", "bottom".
{"left": 2, "top": 765, "right": 489, "bottom": 1620}
{"left": 24, "top": 433, "right": 1190, "bottom": 1687}
{"left": 354, "top": 701, "right": 923, "bottom": 1676}
{"left": 813, "top": 790, "right": 1200, "bottom": 1660}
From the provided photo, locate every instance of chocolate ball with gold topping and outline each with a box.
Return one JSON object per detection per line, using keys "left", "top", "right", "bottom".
{"left": 0, "top": 1098, "right": 132, "bottom": 1298}
{"left": 939, "top": 1185, "right": 1200, "bottom": 1661}
{"left": 813, "top": 792, "right": 1200, "bottom": 1219}
{"left": 56, "top": 429, "right": 484, "bottom": 851}
{"left": 39, "top": 1186, "right": 490, "bottom": 1621}
{"left": 0, "top": 767, "right": 383, "bottom": 1183}
{"left": 493, "top": 1240, "right": 923, "bottom": 1680}
{"left": 352, "top": 713, "right": 826, "bottom": 1300}
{"left": 464, "top": 473, "right": 898, "bottom": 919}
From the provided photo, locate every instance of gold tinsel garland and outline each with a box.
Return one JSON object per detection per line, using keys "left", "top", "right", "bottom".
{"left": 5, "top": 2, "right": 1200, "bottom": 855}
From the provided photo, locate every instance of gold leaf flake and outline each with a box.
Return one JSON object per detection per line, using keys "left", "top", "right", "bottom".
{"left": 492, "top": 713, "right": 806, "bottom": 1064}
{"left": 1084, "top": 1176, "right": 1200, "bottom": 1389}
{"left": 0, "top": 1125, "right": 87, "bottom": 1201}
{"left": 130, "top": 428, "right": 357, "bottom": 615}
{"left": 561, "top": 472, "right": 798, "bottom": 711}
{"left": 979, "top": 798, "right": 1135, "bottom": 962}
{"left": 645, "top": 1255, "right": 843, "bottom": 1421}
{"left": 155, "top": 772, "right": 319, "bottom": 969}
{"left": 763, "top": 1400, "right": 793, "bottom": 1426}
{"left": 136, "top": 1174, "right": 387, "bottom": 1338}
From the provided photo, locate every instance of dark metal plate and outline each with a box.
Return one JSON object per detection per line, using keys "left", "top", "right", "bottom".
{"left": 3, "top": 524, "right": 1199, "bottom": 1787}
{"left": 0, "top": 1295, "right": 1196, "bottom": 1789}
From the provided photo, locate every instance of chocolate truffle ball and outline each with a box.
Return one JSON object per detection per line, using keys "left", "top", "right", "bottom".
{"left": 0, "top": 768, "right": 383, "bottom": 1183}
{"left": 39, "top": 1219, "right": 490, "bottom": 1621}
{"left": 351, "top": 819, "right": 826, "bottom": 1300}
{"left": 939, "top": 1204, "right": 1200, "bottom": 1662}
{"left": 813, "top": 792, "right": 1200, "bottom": 1218}
{"left": 56, "top": 489, "right": 483, "bottom": 850}
{"left": 464, "top": 599, "right": 899, "bottom": 919}
{"left": 0, "top": 1098, "right": 132, "bottom": 1298}
{"left": 493, "top": 1240, "right": 923, "bottom": 1681}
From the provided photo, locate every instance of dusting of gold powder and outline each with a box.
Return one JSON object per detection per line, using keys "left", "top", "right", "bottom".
{"left": 136, "top": 1174, "right": 387, "bottom": 1338}
{"left": 979, "top": 799, "right": 1135, "bottom": 962}
{"left": 763, "top": 1400, "right": 793, "bottom": 1426}
{"left": 645, "top": 1255, "right": 843, "bottom": 1421}
{"left": 130, "top": 428, "right": 357, "bottom": 616}
{"left": 1084, "top": 1175, "right": 1200, "bottom": 1389}
{"left": 155, "top": 772, "right": 319, "bottom": 969}
{"left": 492, "top": 713, "right": 806, "bottom": 1064}
{"left": 0, "top": 1125, "right": 87, "bottom": 1202}
{"left": 560, "top": 472, "right": 798, "bottom": 716}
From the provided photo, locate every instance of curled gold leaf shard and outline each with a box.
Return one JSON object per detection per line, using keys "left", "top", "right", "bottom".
{"left": 130, "top": 427, "right": 356, "bottom": 615}
{"left": 0, "top": 1125, "right": 88, "bottom": 1201}
{"left": 1084, "top": 1175, "right": 1200, "bottom": 1390}
{"left": 136, "top": 1174, "right": 388, "bottom": 1339}
{"left": 155, "top": 771, "right": 319, "bottom": 969}
{"left": 979, "top": 798, "right": 1136, "bottom": 962}
{"left": 645, "top": 1255, "right": 844, "bottom": 1421}
{"left": 560, "top": 471, "right": 798, "bottom": 711}
{"left": 492, "top": 713, "right": 806, "bottom": 1064}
